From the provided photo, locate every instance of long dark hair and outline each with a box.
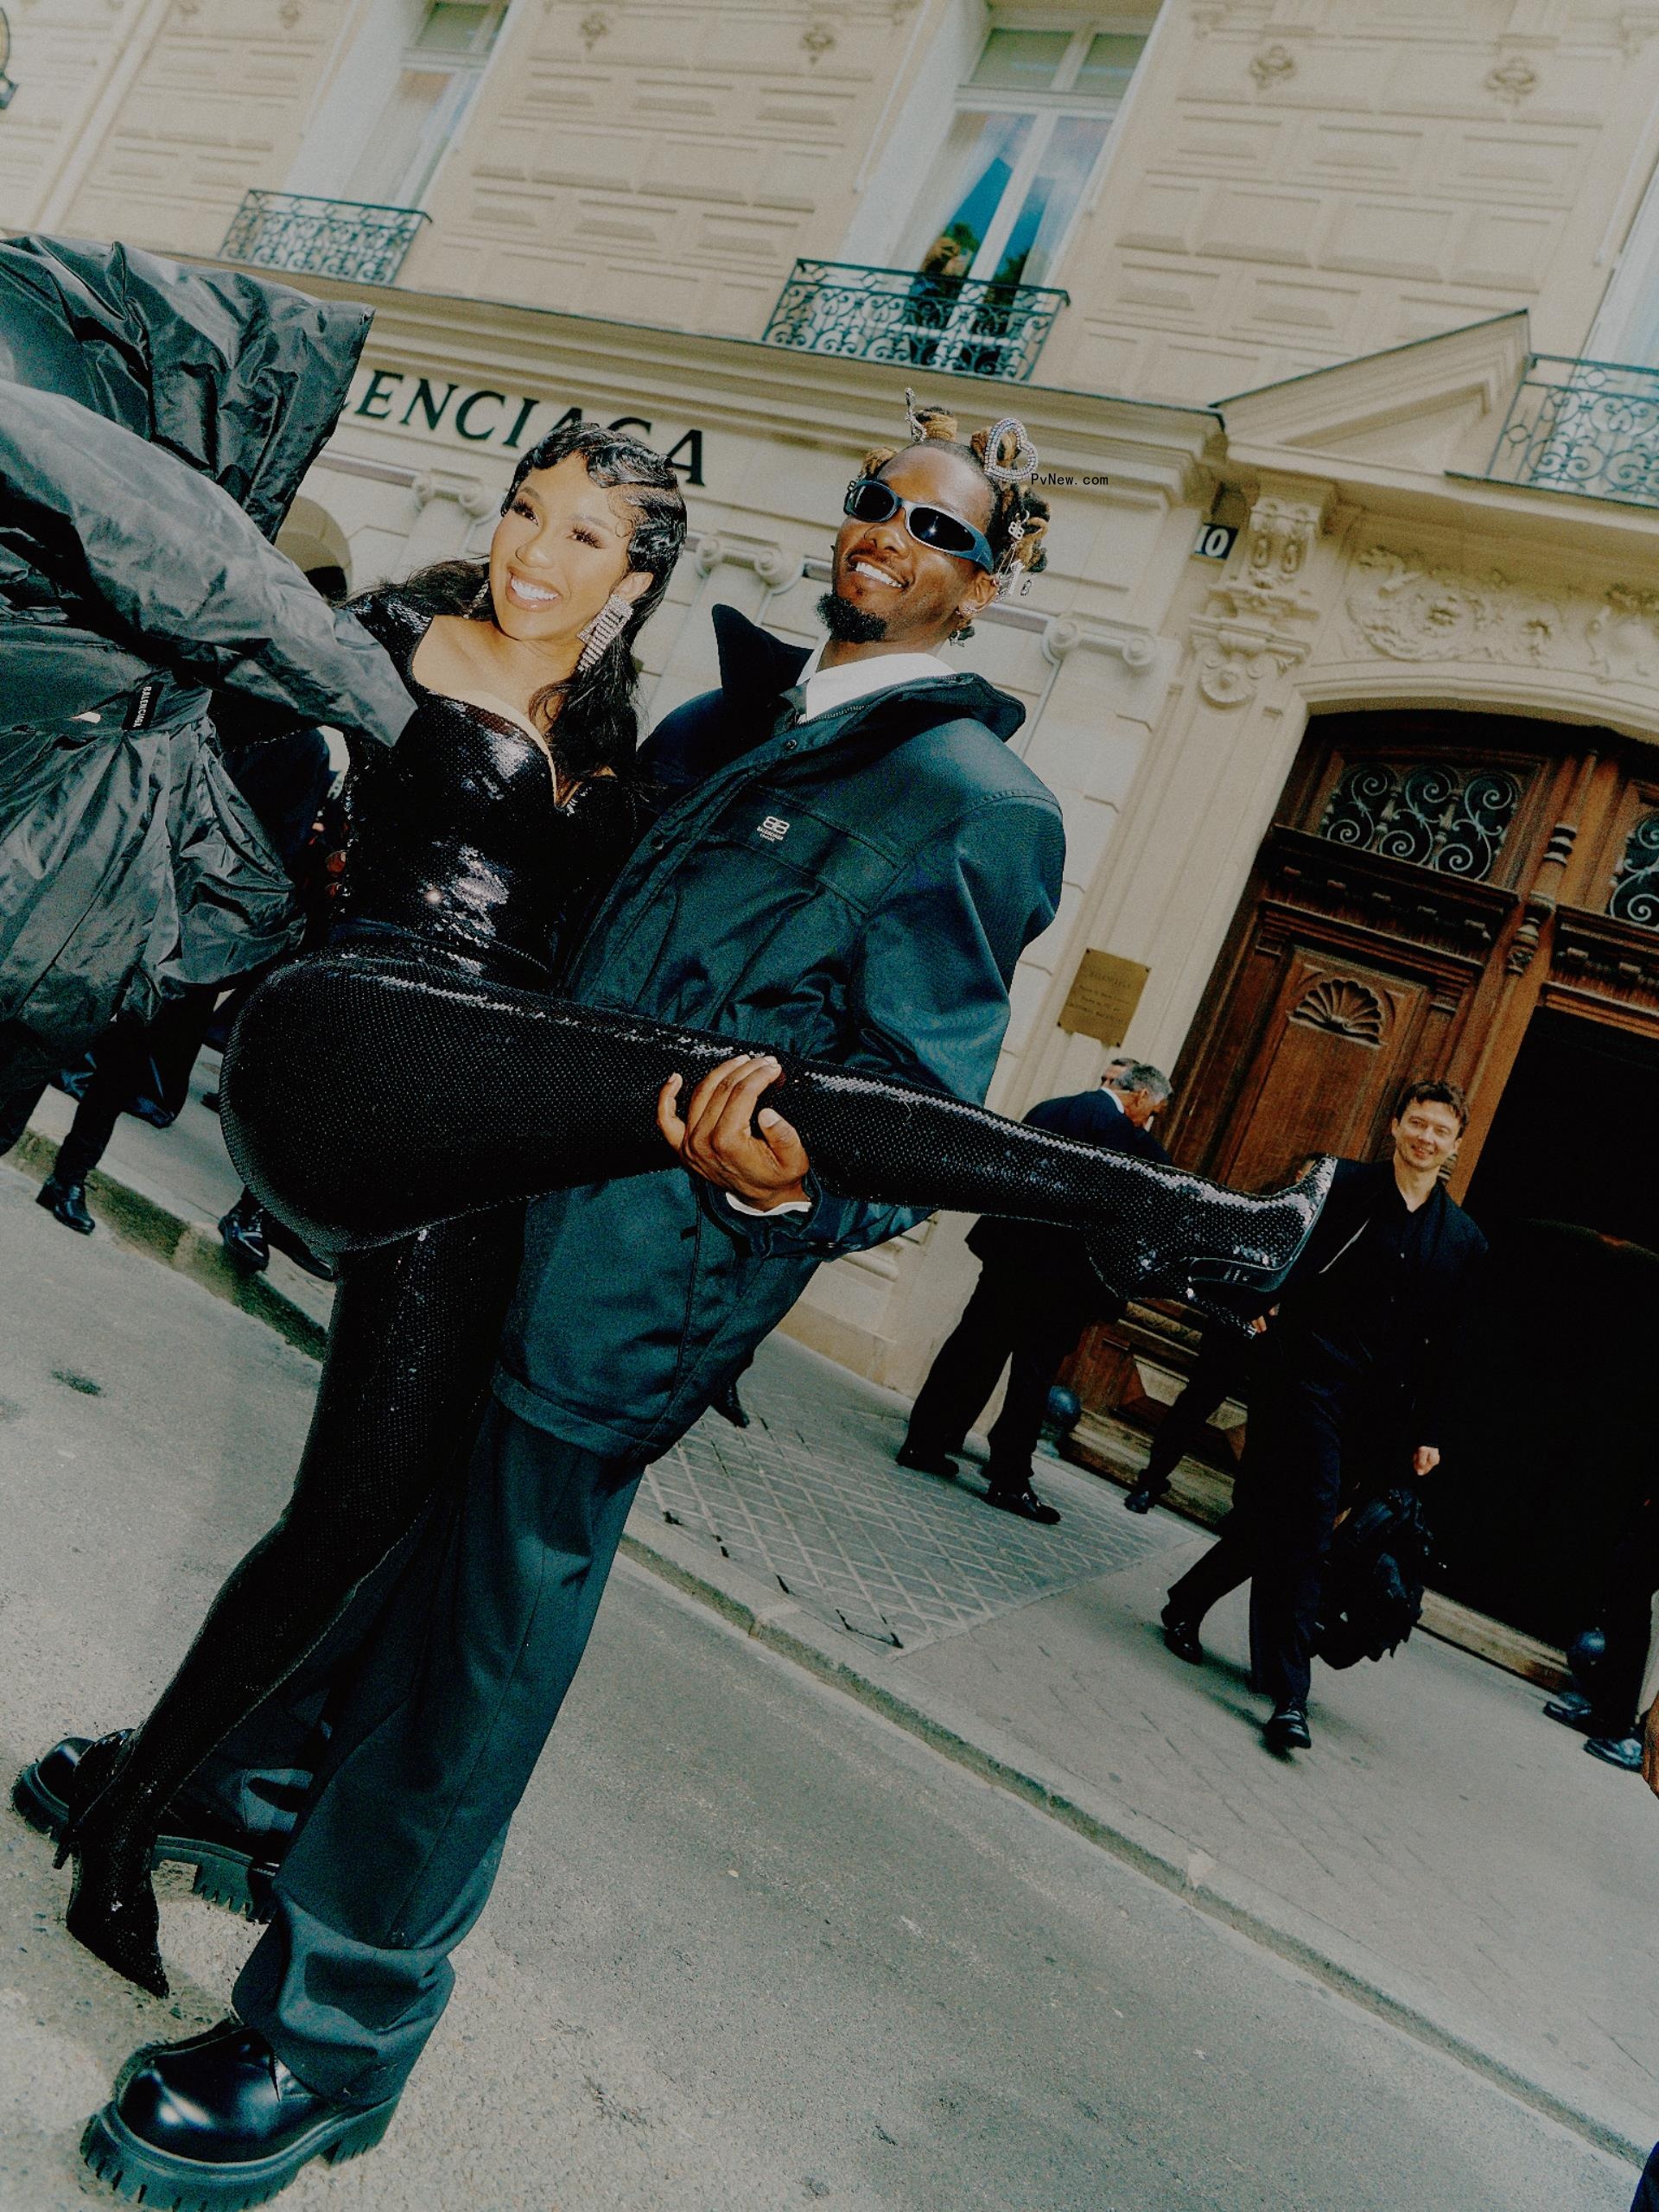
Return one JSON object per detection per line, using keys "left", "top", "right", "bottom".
{"left": 392, "top": 422, "right": 687, "bottom": 779}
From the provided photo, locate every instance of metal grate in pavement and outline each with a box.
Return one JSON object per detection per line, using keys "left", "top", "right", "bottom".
{"left": 634, "top": 1335, "right": 1183, "bottom": 1653}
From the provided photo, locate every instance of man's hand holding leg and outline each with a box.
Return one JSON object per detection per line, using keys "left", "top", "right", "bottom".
{"left": 658, "top": 1056, "right": 811, "bottom": 1212}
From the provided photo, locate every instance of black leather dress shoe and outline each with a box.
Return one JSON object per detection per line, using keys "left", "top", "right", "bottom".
{"left": 710, "top": 1376, "right": 751, "bottom": 1427}
{"left": 896, "top": 1441, "right": 960, "bottom": 1480}
{"left": 82, "top": 2021, "right": 398, "bottom": 2210}
{"left": 1542, "top": 1694, "right": 1595, "bottom": 1734}
{"left": 1585, "top": 1733, "right": 1643, "bottom": 1772}
{"left": 219, "top": 1196, "right": 270, "bottom": 1274}
{"left": 13, "top": 1736, "right": 280, "bottom": 1921}
{"left": 1160, "top": 1604, "right": 1203, "bottom": 1665}
{"left": 983, "top": 1479, "right": 1061, "bottom": 1526}
{"left": 1124, "top": 1479, "right": 1168, "bottom": 1516}
{"left": 36, "top": 1175, "right": 95, "bottom": 1234}
{"left": 1263, "top": 1702, "right": 1312, "bottom": 1753}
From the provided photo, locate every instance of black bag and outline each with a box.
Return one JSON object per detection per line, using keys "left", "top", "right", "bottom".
{"left": 1315, "top": 1487, "right": 1436, "bottom": 1669}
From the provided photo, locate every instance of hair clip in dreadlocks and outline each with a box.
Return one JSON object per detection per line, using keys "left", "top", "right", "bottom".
{"left": 903, "top": 387, "right": 929, "bottom": 443}
{"left": 981, "top": 416, "right": 1039, "bottom": 488}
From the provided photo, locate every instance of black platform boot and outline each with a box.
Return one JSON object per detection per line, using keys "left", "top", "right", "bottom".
{"left": 82, "top": 2021, "right": 399, "bottom": 2210}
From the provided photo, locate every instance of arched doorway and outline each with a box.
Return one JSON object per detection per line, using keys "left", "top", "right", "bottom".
{"left": 1068, "top": 707, "right": 1659, "bottom": 1655}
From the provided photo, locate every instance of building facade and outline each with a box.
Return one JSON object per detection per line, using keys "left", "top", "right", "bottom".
{"left": 8, "top": 0, "right": 1659, "bottom": 1657}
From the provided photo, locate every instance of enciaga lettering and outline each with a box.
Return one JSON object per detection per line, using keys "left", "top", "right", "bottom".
{"left": 348, "top": 369, "right": 708, "bottom": 483}
{"left": 757, "top": 817, "right": 790, "bottom": 843}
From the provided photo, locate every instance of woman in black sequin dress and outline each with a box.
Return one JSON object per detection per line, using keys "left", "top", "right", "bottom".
{"left": 48, "top": 423, "right": 689, "bottom": 1996}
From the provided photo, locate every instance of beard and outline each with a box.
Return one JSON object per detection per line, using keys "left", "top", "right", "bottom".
{"left": 817, "top": 587, "right": 887, "bottom": 645}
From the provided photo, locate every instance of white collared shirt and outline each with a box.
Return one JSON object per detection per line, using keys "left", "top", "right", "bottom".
{"left": 791, "top": 639, "right": 954, "bottom": 724}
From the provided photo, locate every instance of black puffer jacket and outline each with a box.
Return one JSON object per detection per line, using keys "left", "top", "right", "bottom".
{"left": 0, "top": 237, "right": 412, "bottom": 1050}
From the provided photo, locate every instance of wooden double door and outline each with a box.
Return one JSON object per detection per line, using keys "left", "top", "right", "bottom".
{"left": 1079, "top": 708, "right": 1659, "bottom": 1646}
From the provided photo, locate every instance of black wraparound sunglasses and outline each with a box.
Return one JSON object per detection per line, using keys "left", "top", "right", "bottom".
{"left": 842, "top": 478, "right": 995, "bottom": 572}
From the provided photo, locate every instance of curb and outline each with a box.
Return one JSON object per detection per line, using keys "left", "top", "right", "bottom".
{"left": 9, "top": 1128, "right": 327, "bottom": 1361}
{"left": 15, "top": 1145, "right": 1647, "bottom": 2171}
{"left": 618, "top": 1518, "right": 1652, "bottom": 2171}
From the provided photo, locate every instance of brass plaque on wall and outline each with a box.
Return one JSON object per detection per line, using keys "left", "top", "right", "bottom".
{"left": 1059, "top": 950, "right": 1149, "bottom": 1047}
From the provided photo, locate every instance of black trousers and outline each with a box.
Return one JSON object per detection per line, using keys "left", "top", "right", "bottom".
{"left": 0, "top": 1020, "right": 58, "bottom": 1156}
{"left": 1632, "top": 2141, "right": 1659, "bottom": 2211}
{"left": 53, "top": 986, "right": 222, "bottom": 1185}
{"left": 905, "top": 1262, "right": 1088, "bottom": 1481}
{"left": 1580, "top": 1497, "right": 1659, "bottom": 1738}
{"left": 1139, "top": 1326, "right": 1256, "bottom": 1494}
{"left": 221, "top": 1403, "right": 642, "bottom": 2104}
{"left": 1166, "top": 1347, "right": 1387, "bottom": 1707}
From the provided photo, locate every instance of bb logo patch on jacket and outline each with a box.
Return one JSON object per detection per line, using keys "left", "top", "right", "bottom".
{"left": 756, "top": 815, "right": 790, "bottom": 843}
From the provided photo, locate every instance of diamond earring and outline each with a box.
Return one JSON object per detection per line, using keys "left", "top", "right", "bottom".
{"left": 576, "top": 590, "right": 632, "bottom": 673}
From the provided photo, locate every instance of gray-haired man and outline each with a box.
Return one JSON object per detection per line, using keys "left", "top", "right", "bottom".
{"left": 899, "top": 1061, "right": 1172, "bottom": 1523}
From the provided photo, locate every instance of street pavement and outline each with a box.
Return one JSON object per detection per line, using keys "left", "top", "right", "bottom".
{"left": 10, "top": 1081, "right": 1659, "bottom": 2180}
{"left": 0, "top": 1162, "right": 1639, "bottom": 2212}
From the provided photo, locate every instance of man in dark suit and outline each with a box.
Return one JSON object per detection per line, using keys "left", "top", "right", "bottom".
{"left": 898, "top": 1060, "right": 1172, "bottom": 1524}
{"left": 1160, "top": 1078, "right": 1487, "bottom": 1753}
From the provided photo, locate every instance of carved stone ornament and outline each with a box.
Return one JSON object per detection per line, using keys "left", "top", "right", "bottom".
{"left": 1289, "top": 976, "right": 1389, "bottom": 1045}
{"left": 579, "top": 7, "right": 612, "bottom": 50}
{"left": 1250, "top": 43, "right": 1297, "bottom": 87}
{"left": 1344, "top": 545, "right": 1563, "bottom": 665}
{"left": 1587, "top": 584, "right": 1659, "bottom": 683}
{"left": 1486, "top": 54, "right": 1539, "bottom": 102}
{"left": 802, "top": 19, "right": 836, "bottom": 62}
{"left": 1190, "top": 617, "right": 1310, "bottom": 708}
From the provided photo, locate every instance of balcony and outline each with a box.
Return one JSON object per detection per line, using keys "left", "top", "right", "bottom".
{"left": 763, "top": 259, "right": 1068, "bottom": 385}
{"left": 1482, "top": 354, "right": 1659, "bottom": 512}
{"left": 220, "top": 191, "right": 429, "bottom": 288}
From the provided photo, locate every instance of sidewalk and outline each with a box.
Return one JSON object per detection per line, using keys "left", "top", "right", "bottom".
{"left": 11, "top": 1090, "right": 1657, "bottom": 2167}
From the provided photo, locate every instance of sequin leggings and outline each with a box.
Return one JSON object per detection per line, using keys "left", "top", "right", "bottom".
{"left": 85, "top": 1202, "right": 524, "bottom": 1876}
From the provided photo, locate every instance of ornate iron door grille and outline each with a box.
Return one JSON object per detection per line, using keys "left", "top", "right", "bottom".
{"left": 762, "top": 259, "right": 1068, "bottom": 383}
{"left": 1318, "top": 761, "right": 1522, "bottom": 881}
{"left": 1484, "top": 355, "right": 1659, "bottom": 511}
{"left": 221, "top": 192, "right": 429, "bottom": 287}
{"left": 1610, "top": 810, "right": 1659, "bottom": 929}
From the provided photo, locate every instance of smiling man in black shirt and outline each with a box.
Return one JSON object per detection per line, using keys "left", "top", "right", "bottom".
{"left": 1160, "top": 1078, "right": 1487, "bottom": 1753}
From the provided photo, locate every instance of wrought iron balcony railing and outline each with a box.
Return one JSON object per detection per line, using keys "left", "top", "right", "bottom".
{"left": 220, "top": 191, "right": 429, "bottom": 288}
{"left": 1482, "top": 354, "right": 1659, "bottom": 512}
{"left": 763, "top": 259, "right": 1068, "bottom": 384}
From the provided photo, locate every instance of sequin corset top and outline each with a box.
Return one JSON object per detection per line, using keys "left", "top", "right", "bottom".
{"left": 335, "top": 588, "right": 638, "bottom": 982}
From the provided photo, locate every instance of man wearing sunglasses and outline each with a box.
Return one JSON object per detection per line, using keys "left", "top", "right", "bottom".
{"left": 59, "top": 405, "right": 1070, "bottom": 2206}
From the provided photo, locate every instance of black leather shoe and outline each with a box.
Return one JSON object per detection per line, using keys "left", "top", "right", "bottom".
{"left": 983, "top": 1479, "right": 1061, "bottom": 1526}
{"left": 82, "top": 2022, "right": 398, "bottom": 2209}
{"left": 1585, "top": 1733, "right": 1643, "bottom": 1771}
{"left": 1124, "top": 1479, "right": 1168, "bottom": 1516}
{"left": 219, "top": 1196, "right": 270, "bottom": 1274}
{"left": 13, "top": 1735, "right": 279, "bottom": 1921}
{"left": 1160, "top": 1603, "right": 1203, "bottom": 1665}
{"left": 710, "top": 1376, "right": 751, "bottom": 1427}
{"left": 1263, "top": 1702, "right": 1312, "bottom": 1753}
{"left": 36, "top": 1174, "right": 95, "bottom": 1234}
{"left": 897, "top": 1441, "right": 960, "bottom": 1480}
{"left": 1542, "top": 1694, "right": 1596, "bottom": 1735}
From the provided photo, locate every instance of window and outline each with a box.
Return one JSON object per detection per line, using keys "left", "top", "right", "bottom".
{"left": 906, "top": 21, "right": 1149, "bottom": 294}
{"left": 344, "top": 0, "right": 506, "bottom": 208}
{"left": 1588, "top": 160, "right": 1659, "bottom": 369}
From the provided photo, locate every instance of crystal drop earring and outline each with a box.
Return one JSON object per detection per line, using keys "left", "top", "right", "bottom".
{"left": 576, "top": 590, "right": 632, "bottom": 673}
